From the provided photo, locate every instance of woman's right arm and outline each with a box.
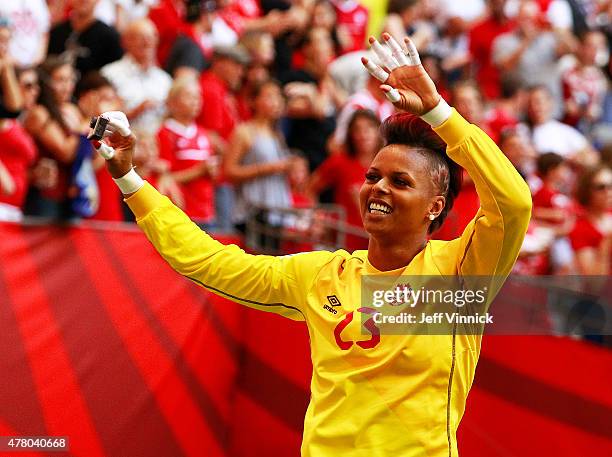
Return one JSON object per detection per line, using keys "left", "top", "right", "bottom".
{"left": 98, "top": 113, "right": 331, "bottom": 321}
{"left": 124, "top": 182, "right": 331, "bottom": 320}
{"left": 24, "top": 106, "right": 79, "bottom": 164}
{"left": 224, "top": 125, "right": 291, "bottom": 184}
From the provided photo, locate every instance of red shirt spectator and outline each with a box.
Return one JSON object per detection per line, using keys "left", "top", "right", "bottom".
{"left": 431, "top": 176, "right": 480, "bottom": 241}
{"left": 569, "top": 215, "right": 603, "bottom": 251}
{"left": 219, "top": 0, "right": 262, "bottom": 36}
{"left": 158, "top": 119, "right": 216, "bottom": 222}
{"left": 468, "top": 10, "right": 515, "bottom": 100}
{"left": 0, "top": 120, "right": 37, "bottom": 209}
{"left": 197, "top": 68, "right": 242, "bottom": 141}
{"left": 89, "top": 168, "right": 123, "bottom": 221}
{"left": 148, "top": 0, "right": 187, "bottom": 66}
{"left": 532, "top": 184, "right": 573, "bottom": 213}
{"left": 330, "top": 0, "right": 369, "bottom": 54}
{"left": 314, "top": 153, "right": 368, "bottom": 251}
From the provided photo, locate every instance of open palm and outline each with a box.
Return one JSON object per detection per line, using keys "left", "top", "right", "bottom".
{"left": 362, "top": 33, "right": 440, "bottom": 116}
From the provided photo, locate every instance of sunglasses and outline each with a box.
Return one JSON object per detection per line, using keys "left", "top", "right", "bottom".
{"left": 22, "top": 81, "right": 39, "bottom": 89}
{"left": 592, "top": 182, "right": 612, "bottom": 191}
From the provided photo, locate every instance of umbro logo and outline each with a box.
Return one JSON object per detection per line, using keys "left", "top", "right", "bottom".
{"left": 323, "top": 295, "right": 342, "bottom": 314}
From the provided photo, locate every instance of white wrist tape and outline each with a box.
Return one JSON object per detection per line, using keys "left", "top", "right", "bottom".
{"left": 113, "top": 168, "right": 144, "bottom": 195}
{"left": 420, "top": 99, "right": 452, "bottom": 128}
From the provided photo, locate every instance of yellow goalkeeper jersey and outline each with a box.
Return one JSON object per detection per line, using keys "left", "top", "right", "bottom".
{"left": 125, "top": 110, "right": 531, "bottom": 456}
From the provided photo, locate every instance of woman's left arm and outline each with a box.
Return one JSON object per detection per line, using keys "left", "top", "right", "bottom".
{"left": 363, "top": 34, "right": 532, "bottom": 280}
{"left": 433, "top": 110, "right": 532, "bottom": 278}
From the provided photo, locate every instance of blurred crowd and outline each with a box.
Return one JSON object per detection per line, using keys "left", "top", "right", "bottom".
{"left": 0, "top": 0, "right": 611, "bottom": 276}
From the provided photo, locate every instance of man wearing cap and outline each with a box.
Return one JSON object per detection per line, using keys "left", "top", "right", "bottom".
{"left": 196, "top": 44, "right": 250, "bottom": 140}
{"left": 197, "top": 44, "right": 250, "bottom": 232}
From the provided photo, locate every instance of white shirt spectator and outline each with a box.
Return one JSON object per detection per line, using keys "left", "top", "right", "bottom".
{"left": 101, "top": 55, "right": 172, "bottom": 134}
{"left": 0, "top": 0, "right": 50, "bottom": 67}
{"left": 529, "top": 119, "right": 590, "bottom": 158}
{"left": 436, "top": 0, "right": 485, "bottom": 23}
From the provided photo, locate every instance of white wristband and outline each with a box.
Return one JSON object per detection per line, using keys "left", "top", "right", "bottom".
{"left": 113, "top": 168, "right": 145, "bottom": 195}
{"left": 420, "top": 99, "right": 452, "bottom": 128}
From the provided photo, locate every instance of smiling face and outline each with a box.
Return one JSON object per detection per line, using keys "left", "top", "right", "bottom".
{"left": 359, "top": 144, "right": 446, "bottom": 239}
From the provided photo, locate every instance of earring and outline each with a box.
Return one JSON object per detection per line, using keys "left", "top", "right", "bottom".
{"left": 428, "top": 214, "right": 436, "bottom": 221}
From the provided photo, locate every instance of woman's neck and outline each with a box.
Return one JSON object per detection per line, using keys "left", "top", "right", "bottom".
{"left": 251, "top": 115, "right": 274, "bottom": 131}
{"left": 587, "top": 207, "right": 606, "bottom": 220}
{"left": 171, "top": 116, "right": 194, "bottom": 127}
{"left": 71, "top": 12, "right": 95, "bottom": 32}
{"left": 367, "top": 233, "right": 428, "bottom": 271}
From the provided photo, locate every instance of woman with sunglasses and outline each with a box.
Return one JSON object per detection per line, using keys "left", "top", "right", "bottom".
{"left": 570, "top": 165, "right": 612, "bottom": 275}
{"left": 92, "top": 34, "right": 532, "bottom": 456}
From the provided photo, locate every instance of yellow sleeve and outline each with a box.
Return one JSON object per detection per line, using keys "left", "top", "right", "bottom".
{"left": 125, "top": 183, "right": 334, "bottom": 321}
{"left": 433, "top": 110, "right": 532, "bottom": 282}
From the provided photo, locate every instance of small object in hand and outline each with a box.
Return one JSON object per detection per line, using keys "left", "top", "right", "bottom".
{"left": 87, "top": 116, "right": 110, "bottom": 141}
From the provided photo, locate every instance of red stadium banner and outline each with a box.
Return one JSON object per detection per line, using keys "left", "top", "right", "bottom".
{"left": 1, "top": 222, "right": 610, "bottom": 456}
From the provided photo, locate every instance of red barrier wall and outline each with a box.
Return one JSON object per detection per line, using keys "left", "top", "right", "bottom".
{"left": 1, "top": 222, "right": 610, "bottom": 456}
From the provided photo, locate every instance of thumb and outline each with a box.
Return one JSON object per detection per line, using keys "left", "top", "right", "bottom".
{"left": 380, "top": 84, "right": 401, "bottom": 104}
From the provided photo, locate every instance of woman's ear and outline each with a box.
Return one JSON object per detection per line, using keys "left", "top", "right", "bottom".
{"left": 429, "top": 195, "right": 446, "bottom": 218}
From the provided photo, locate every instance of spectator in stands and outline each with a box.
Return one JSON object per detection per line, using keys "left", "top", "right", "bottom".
{"left": 16, "top": 67, "right": 60, "bottom": 209}
{"left": 525, "top": 85, "right": 598, "bottom": 166}
{"left": 101, "top": 18, "right": 172, "bottom": 135}
{"left": 0, "top": 65, "right": 37, "bottom": 221}
{"left": 282, "top": 27, "right": 343, "bottom": 171}
{"left": 236, "top": 31, "right": 276, "bottom": 119}
{"left": 451, "top": 80, "right": 493, "bottom": 135}
{"left": 22, "top": 55, "right": 86, "bottom": 218}
{"left": 158, "top": 77, "right": 218, "bottom": 228}
{"left": 570, "top": 164, "right": 612, "bottom": 275}
{"left": 562, "top": 29, "right": 608, "bottom": 132}
{"left": 330, "top": 74, "right": 395, "bottom": 152}
{"left": 383, "top": 0, "right": 435, "bottom": 51}
{"left": 164, "top": 0, "right": 218, "bottom": 79}
{"left": 0, "top": 0, "right": 50, "bottom": 68}
{"left": 469, "top": 0, "right": 516, "bottom": 99}
{"left": 148, "top": 0, "right": 187, "bottom": 67}
{"left": 197, "top": 44, "right": 250, "bottom": 142}
{"left": 197, "top": 44, "right": 251, "bottom": 231}
{"left": 532, "top": 152, "right": 576, "bottom": 274}
{"left": 492, "top": 0, "right": 576, "bottom": 118}
{"left": 308, "top": 109, "right": 381, "bottom": 250}
{"left": 48, "top": 0, "right": 124, "bottom": 75}
{"left": 0, "top": 19, "right": 23, "bottom": 119}
{"left": 330, "top": 0, "right": 369, "bottom": 54}
{"left": 75, "top": 71, "right": 125, "bottom": 221}
{"left": 498, "top": 127, "right": 540, "bottom": 191}
{"left": 225, "top": 79, "right": 293, "bottom": 234}
{"left": 131, "top": 129, "right": 181, "bottom": 205}
{"left": 486, "top": 74, "right": 527, "bottom": 141}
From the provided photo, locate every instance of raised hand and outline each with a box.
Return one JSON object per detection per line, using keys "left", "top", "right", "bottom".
{"left": 362, "top": 33, "right": 441, "bottom": 116}
{"left": 88, "top": 111, "right": 136, "bottom": 179}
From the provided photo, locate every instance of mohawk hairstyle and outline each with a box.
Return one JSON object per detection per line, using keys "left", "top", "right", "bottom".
{"left": 380, "top": 113, "right": 462, "bottom": 234}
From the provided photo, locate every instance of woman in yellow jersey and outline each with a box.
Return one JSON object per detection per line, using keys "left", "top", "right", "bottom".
{"left": 93, "top": 34, "right": 531, "bottom": 457}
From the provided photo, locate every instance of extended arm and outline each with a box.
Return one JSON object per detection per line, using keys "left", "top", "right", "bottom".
{"left": 89, "top": 112, "right": 331, "bottom": 320}
{"left": 363, "top": 34, "right": 531, "bottom": 288}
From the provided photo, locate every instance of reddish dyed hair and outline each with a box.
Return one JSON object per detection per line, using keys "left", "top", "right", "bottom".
{"left": 380, "top": 112, "right": 462, "bottom": 234}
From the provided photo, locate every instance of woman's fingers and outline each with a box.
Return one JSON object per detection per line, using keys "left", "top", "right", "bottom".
{"left": 403, "top": 36, "right": 421, "bottom": 66}
{"left": 368, "top": 36, "right": 399, "bottom": 71}
{"left": 361, "top": 57, "right": 389, "bottom": 82}
{"left": 382, "top": 33, "right": 411, "bottom": 66}
{"left": 103, "top": 111, "right": 131, "bottom": 137}
{"left": 380, "top": 84, "right": 401, "bottom": 103}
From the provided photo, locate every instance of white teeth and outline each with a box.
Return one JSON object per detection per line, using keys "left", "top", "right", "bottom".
{"left": 368, "top": 202, "right": 392, "bottom": 214}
